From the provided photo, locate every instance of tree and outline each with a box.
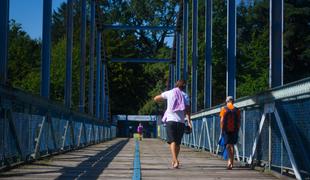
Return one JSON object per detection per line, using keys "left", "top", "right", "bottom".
{"left": 8, "top": 20, "right": 41, "bottom": 94}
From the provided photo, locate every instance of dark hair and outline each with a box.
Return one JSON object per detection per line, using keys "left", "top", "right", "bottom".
{"left": 175, "top": 80, "right": 186, "bottom": 90}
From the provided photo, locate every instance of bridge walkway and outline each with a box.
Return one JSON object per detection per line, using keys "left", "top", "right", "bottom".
{"left": 0, "top": 138, "right": 281, "bottom": 179}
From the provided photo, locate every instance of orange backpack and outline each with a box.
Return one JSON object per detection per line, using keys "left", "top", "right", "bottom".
{"left": 223, "top": 107, "right": 240, "bottom": 133}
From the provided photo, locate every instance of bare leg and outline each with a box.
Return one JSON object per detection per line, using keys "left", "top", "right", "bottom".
{"left": 230, "top": 145, "right": 234, "bottom": 167}
{"left": 226, "top": 144, "right": 234, "bottom": 169}
{"left": 170, "top": 142, "right": 178, "bottom": 168}
{"left": 176, "top": 144, "right": 180, "bottom": 164}
{"left": 176, "top": 145, "right": 180, "bottom": 158}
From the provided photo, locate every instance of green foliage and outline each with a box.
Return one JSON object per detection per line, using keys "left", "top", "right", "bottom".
{"left": 8, "top": 20, "right": 41, "bottom": 94}
{"left": 236, "top": 0, "right": 269, "bottom": 97}
{"left": 283, "top": 1, "right": 310, "bottom": 82}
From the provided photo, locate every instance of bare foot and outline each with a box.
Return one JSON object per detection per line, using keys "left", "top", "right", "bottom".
{"left": 173, "top": 161, "right": 179, "bottom": 169}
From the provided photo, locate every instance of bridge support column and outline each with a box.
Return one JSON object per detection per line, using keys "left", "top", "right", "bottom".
{"left": 95, "top": 32, "right": 101, "bottom": 119}
{"left": 101, "top": 62, "right": 106, "bottom": 120}
{"left": 191, "top": 0, "right": 198, "bottom": 112}
{"left": 176, "top": 32, "right": 181, "bottom": 81}
{"left": 204, "top": 0, "right": 212, "bottom": 108}
{"left": 227, "top": 0, "right": 236, "bottom": 98}
{"left": 183, "top": 0, "right": 189, "bottom": 92}
{"left": 65, "top": 0, "right": 73, "bottom": 108}
{"left": 0, "top": 0, "right": 9, "bottom": 84}
{"left": 41, "top": 0, "right": 52, "bottom": 98}
{"left": 169, "top": 63, "right": 175, "bottom": 89}
{"left": 79, "top": 0, "right": 87, "bottom": 112}
{"left": 269, "top": 0, "right": 283, "bottom": 88}
{"left": 89, "top": 0, "right": 96, "bottom": 114}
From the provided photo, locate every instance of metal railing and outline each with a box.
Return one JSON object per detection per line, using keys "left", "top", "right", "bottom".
{"left": 158, "top": 77, "right": 310, "bottom": 180}
{"left": 0, "top": 84, "right": 116, "bottom": 170}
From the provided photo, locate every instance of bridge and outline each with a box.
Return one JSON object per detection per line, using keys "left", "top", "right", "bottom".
{"left": 0, "top": 0, "right": 309, "bottom": 180}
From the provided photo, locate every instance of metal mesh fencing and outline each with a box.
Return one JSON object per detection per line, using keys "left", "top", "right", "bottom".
{"left": 0, "top": 86, "right": 116, "bottom": 170}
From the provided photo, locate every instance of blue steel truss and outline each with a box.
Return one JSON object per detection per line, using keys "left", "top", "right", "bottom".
{"left": 103, "top": 25, "right": 176, "bottom": 31}
{"left": 0, "top": 0, "right": 297, "bottom": 178}
{"left": 111, "top": 58, "right": 172, "bottom": 63}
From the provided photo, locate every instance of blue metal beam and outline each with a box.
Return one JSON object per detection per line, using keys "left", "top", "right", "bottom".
{"left": 79, "top": 0, "right": 86, "bottom": 112}
{"left": 204, "top": 0, "right": 212, "bottom": 108}
{"left": 176, "top": 32, "right": 181, "bottom": 80}
{"left": 101, "top": 35, "right": 107, "bottom": 121}
{"left": 95, "top": 32, "right": 101, "bottom": 119}
{"left": 168, "top": 65, "right": 172, "bottom": 90}
{"left": 170, "top": 63, "right": 175, "bottom": 89}
{"left": 89, "top": 0, "right": 95, "bottom": 114}
{"left": 65, "top": 0, "right": 73, "bottom": 108}
{"left": 0, "top": 0, "right": 9, "bottom": 84}
{"left": 270, "top": 0, "right": 283, "bottom": 88}
{"left": 111, "top": 58, "right": 171, "bottom": 63}
{"left": 227, "top": 0, "right": 236, "bottom": 98}
{"left": 191, "top": 0, "right": 198, "bottom": 112}
{"left": 105, "top": 90, "right": 109, "bottom": 121}
{"left": 102, "top": 25, "right": 176, "bottom": 31}
{"left": 183, "top": 0, "right": 189, "bottom": 90}
{"left": 101, "top": 62, "right": 106, "bottom": 120}
{"left": 105, "top": 67, "right": 110, "bottom": 121}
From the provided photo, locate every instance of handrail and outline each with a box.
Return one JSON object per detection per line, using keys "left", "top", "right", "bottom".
{"left": 0, "top": 84, "right": 109, "bottom": 125}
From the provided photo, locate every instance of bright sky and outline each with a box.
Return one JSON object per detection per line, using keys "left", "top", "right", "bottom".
{"left": 9, "top": 0, "right": 174, "bottom": 46}
{"left": 9, "top": 0, "right": 66, "bottom": 40}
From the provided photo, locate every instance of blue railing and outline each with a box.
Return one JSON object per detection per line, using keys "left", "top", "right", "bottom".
{"left": 158, "top": 77, "right": 310, "bottom": 180}
{"left": 0, "top": 84, "right": 116, "bottom": 170}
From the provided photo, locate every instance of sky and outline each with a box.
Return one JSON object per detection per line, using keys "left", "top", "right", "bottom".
{"left": 9, "top": 0, "right": 174, "bottom": 46}
{"left": 9, "top": 0, "right": 66, "bottom": 40}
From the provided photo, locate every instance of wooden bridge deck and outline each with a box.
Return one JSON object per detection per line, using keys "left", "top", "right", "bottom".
{"left": 0, "top": 138, "right": 280, "bottom": 179}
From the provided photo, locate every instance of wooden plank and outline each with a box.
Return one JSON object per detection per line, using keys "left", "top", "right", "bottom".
{"left": 0, "top": 139, "right": 285, "bottom": 180}
{"left": 0, "top": 138, "right": 133, "bottom": 180}
{"left": 140, "top": 139, "right": 279, "bottom": 180}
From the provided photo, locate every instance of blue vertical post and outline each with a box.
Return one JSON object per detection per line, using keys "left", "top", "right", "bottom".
{"left": 106, "top": 95, "right": 109, "bottom": 121}
{"left": 89, "top": 0, "right": 95, "bottom": 114}
{"left": 102, "top": 40, "right": 107, "bottom": 120}
{"left": 65, "top": 0, "right": 73, "bottom": 108}
{"left": 176, "top": 32, "right": 181, "bottom": 81}
{"left": 269, "top": 0, "right": 283, "bottom": 88}
{"left": 0, "top": 0, "right": 9, "bottom": 84}
{"left": 227, "top": 0, "right": 236, "bottom": 98}
{"left": 41, "top": 0, "right": 52, "bottom": 98}
{"left": 95, "top": 31, "right": 101, "bottom": 119}
{"left": 105, "top": 68, "right": 109, "bottom": 121}
{"left": 170, "top": 63, "right": 175, "bottom": 89}
{"left": 183, "top": 0, "right": 189, "bottom": 90}
{"left": 101, "top": 62, "right": 106, "bottom": 120}
{"left": 168, "top": 64, "right": 171, "bottom": 89}
{"left": 79, "top": 0, "right": 86, "bottom": 112}
{"left": 191, "top": 0, "right": 198, "bottom": 112}
{"left": 204, "top": 0, "right": 212, "bottom": 108}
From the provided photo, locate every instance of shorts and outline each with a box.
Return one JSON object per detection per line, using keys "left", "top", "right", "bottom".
{"left": 223, "top": 131, "right": 238, "bottom": 145}
{"left": 166, "top": 121, "right": 185, "bottom": 145}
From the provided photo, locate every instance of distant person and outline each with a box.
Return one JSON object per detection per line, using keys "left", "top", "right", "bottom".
{"left": 220, "top": 96, "right": 241, "bottom": 170}
{"left": 154, "top": 80, "right": 191, "bottom": 169}
{"left": 137, "top": 123, "right": 143, "bottom": 141}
